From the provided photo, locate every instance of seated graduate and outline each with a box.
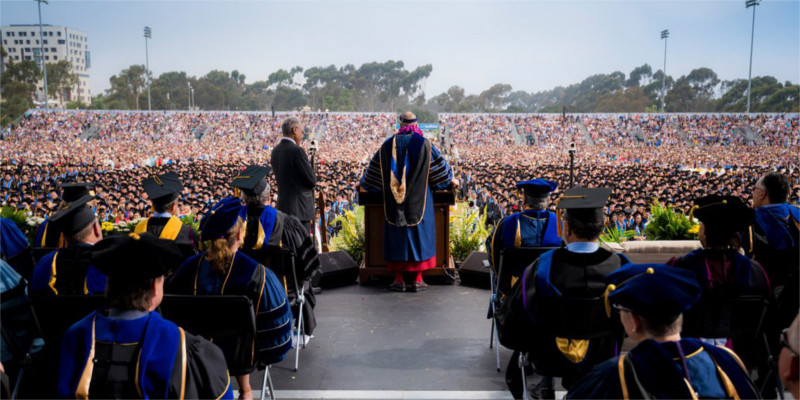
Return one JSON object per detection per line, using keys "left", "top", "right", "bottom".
{"left": 58, "top": 233, "right": 233, "bottom": 399}
{"left": 669, "top": 195, "right": 770, "bottom": 299}
{"left": 567, "top": 263, "right": 760, "bottom": 399}
{"left": 496, "top": 187, "right": 630, "bottom": 399}
{"left": 232, "top": 165, "right": 320, "bottom": 340}
{"left": 168, "top": 197, "right": 293, "bottom": 400}
{"left": 30, "top": 195, "right": 107, "bottom": 296}
{"left": 33, "top": 183, "right": 94, "bottom": 250}
{"left": 137, "top": 172, "right": 198, "bottom": 260}
{"left": 0, "top": 216, "right": 35, "bottom": 280}
{"left": 485, "top": 179, "right": 561, "bottom": 285}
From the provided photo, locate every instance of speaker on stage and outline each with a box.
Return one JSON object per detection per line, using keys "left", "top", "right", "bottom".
{"left": 315, "top": 251, "right": 359, "bottom": 288}
{"left": 458, "top": 251, "right": 490, "bottom": 288}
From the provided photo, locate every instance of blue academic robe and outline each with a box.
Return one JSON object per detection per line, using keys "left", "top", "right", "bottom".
{"left": 31, "top": 246, "right": 107, "bottom": 296}
{"left": 59, "top": 311, "right": 233, "bottom": 399}
{"left": 360, "top": 131, "right": 452, "bottom": 262}
{"left": 567, "top": 338, "right": 759, "bottom": 399}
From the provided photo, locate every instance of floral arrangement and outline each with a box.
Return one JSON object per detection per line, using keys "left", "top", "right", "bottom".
{"left": 599, "top": 227, "right": 636, "bottom": 244}
{"left": 1, "top": 207, "right": 42, "bottom": 241}
{"left": 449, "top": 203, "right": 490, "bottom": 262}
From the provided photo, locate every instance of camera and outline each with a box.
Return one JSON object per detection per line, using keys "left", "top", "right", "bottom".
{"left": 567, "top": 142, "right": 577, "bottom": 154}
{"left": 309, "top": 139, "right": 318, "bottom": 154}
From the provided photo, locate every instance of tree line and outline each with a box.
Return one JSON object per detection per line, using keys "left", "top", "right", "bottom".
{"left": 2, "top": 55, "right": 798, "bottom": 125}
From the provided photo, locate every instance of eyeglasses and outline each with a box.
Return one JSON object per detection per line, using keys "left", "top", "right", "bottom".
{"left": 613, "top": 304, "right": 632, "bottom": 314}
{"left": 781, "top": 328, "right": 800, "bottom": 357}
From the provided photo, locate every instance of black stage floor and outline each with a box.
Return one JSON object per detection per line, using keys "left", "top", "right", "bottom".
{"left": 241, "top": 281, "right": 556, "bottom": 399}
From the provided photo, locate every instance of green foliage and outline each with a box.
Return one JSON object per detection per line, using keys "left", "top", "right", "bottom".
{"left": 330, "top": 206, "right": 365, "bottom": 264}
{"left": 449, "top": 204, "right": 490, "bottom": 261}
{"left": 0, "top": 207, "right": 41, "bottom": 241}
{"left": 180, "top": 213, "right": 200, "bottom": 238}
{"left": 65, "top": 100, "right": 89, "bottom": 109}
{"left": 46, "top": 60, "right": 79, "bottom": 106}
{"left": 599, "top": 227, "right": 636, "bottom": 244}
{"left": 1, "top": 58, "right": 40, "bottom": 125}
{"left": 644, "top": 199, "right": 699, "bottom": 241}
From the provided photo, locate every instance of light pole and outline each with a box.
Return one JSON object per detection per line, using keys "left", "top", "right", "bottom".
{"left": 660, "top": 29, "right": 669, "bottom": 113}
{"left": 187, "top": 82, "right": 192, "bottom": 110}
{"left": 34, "top": 0, "right": 49, "bottom": 109}
{"left": 144, "top": 26, "right": 152, "bottom": 111}
{"left": 745, "top": 0, "right": 760, "bottom": 113}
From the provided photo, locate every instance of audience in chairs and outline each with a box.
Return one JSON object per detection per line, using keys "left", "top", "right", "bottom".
{"left": 168, "top": 197, "right": 293, "bottom": 400}
{"left": 497, "top": 187, "right": 629, "bottom": 399}
{"left": 568, "top": 263, "right": 760, "bottom": 398}
{"left": 58, "top": 233, "right": 233, "bottom": 398}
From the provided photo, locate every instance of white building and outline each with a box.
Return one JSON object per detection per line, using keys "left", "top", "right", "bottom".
{"left": 1, "top": 24, "right": 91, "bottom": 106}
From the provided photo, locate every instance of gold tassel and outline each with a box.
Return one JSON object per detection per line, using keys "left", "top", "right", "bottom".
{"left": 603, "top": 284, "right": 616, "bottom": 317}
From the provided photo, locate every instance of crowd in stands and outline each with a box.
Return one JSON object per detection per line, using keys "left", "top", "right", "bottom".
{"left": 1, "top": 110, "right": 798, "bottom": 240}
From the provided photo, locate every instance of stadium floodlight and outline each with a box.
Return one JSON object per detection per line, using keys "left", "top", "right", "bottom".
{"left": 745, "top": 0, "right": 760, "bottom": 113}
{"left": 34, "top": 0, "right": 49, "bottom": 109}
{"left": 144, "top": 26, "right": 152, "bottom": 111}
{"left": 187, "top": 82, "right": 192, "bottom": 109}
{"left": 660, "top": 29, "right": 669, "bottom": 113}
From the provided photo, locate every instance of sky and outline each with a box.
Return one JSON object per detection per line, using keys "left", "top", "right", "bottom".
{"left": 2, "top": 0, "right": 799, "bottom": 98}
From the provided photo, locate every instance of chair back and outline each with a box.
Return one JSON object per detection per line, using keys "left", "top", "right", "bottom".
{"left": 31, "top": 295, "right": 107, "bottom": 347}
{"left": 160, "top": 294, "right": 255, "bottom": 339}
{"left": 262, "top": 246, "right": 301, "bottom": 296}
{"left": 682, "top": 295, "right": 768, "bottom": 339}
{"left": 497, "top": 247, "right": 557, "bottom": 295}
{"left": 1, "top": 280, "right": 43, "bottom": 362}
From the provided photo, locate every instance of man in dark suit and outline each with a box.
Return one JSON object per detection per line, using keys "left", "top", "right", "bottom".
{"left": 270, "top": 117, "right": 316, "bottom": 231}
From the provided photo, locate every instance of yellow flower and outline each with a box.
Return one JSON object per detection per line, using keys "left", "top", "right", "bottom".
{"left": 101, "top": 221, "right": 114, "bottom": 232}
{"left": 687, "top": 224, "right": 699, "bottom": 235}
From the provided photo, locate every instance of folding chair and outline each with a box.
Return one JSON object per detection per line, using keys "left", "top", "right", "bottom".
{"left": 264, "top": 245, "right": 306, "bottom": 372}
{"left": 1, "top": 279, "right": 43, "bottom": 399}
{"left": 488, "top": 247, "right": 557, "bottom": 372}
{"left": 160, "top": 294, "right": 277, "bottom": 400}
{"left": 681, "top": 295, "right": 778, "bottom": 398}
{"left": 520, "top": 295, "right": 623, "bottom": 400}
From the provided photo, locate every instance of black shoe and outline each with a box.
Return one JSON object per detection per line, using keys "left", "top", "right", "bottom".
{"left": 409, "top": 281, "right": 428, "bottom": 292}
{"left": 388, "top": 281, "right": 406, "bottom": 292}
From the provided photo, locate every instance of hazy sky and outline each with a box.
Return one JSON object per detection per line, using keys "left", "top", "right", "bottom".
{"left": 2, "top": 0, "right": 798, "bottom": 97}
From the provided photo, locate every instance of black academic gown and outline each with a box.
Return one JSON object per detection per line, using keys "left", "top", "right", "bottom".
{"left": 240, "top": 205, "right": 320, "bottom": 335}
{"left": 496, "top": 246, "right": 629, "bottom": 397}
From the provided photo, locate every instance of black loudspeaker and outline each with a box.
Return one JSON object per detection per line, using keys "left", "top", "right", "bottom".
{"left": 458, "top": 251, "right": 490, "bottom": 288}
{"left": 316, "top": 251, "right": 359, "bottom": 288}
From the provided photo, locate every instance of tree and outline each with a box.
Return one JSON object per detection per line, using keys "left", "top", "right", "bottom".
{"left": 46, "top": 60, "right": 78, "bottom": 105}
{"left": 1, "top": 52, "right": 40, "bottom": 123}
{"left": 106, "top": 65, "right": 147, "bottom": 109}
{"left": 626, "top": 64, "right": 653, "bottom": 88}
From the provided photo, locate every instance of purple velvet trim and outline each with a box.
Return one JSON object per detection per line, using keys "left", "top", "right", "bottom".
{"left": 398, "top": 125, "right": 424, "bottom": 136}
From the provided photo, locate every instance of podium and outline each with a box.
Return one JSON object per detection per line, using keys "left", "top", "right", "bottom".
{"left": 358, "top": 188, "right": 456, "bottom": 283}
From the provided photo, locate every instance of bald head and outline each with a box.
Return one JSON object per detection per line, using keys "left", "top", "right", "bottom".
{"left": 399, "top": 111, "right": 418, "bottom": 126}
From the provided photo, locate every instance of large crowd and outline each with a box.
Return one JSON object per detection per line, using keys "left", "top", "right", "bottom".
{"left": 1, "top": 110, "right": 798, "bottom": 238}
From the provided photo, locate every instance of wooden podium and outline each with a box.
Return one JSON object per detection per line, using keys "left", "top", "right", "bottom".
{"left": 358, "top": 188, "right": 456, "bottom": 283}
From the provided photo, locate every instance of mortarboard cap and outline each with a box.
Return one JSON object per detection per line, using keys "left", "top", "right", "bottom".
{"left": 48, "top": 195, "right": 96, "bottom": 236}
{"left": 199, "top": 197, "right": 246, "bottom": 241}
{"left": 231, "top": 165, "right": 271, "bottom": 196}
{"left": 557, "top": 187, "right": 612, "bottom": 222}
{"left": 604, "top": 263, "right": 701, "bottom": 324}
{"left": 691, "top": 195, "right": 754, "bottom": 234}
{"left": 141, "top": 172, "right": 183, "bottom": 206}
{"left": 516, "top": 179, "right": 558, "bottom": 195}
{"left": 92, "top": 232, "right": 182, "bottom": 282}
{"left": 59, "top": 182, "right": 95, "bottom": 203}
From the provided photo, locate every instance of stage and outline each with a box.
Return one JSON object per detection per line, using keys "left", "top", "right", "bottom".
{"left": 241, "top": 282, "right": 568, "bottom": 399}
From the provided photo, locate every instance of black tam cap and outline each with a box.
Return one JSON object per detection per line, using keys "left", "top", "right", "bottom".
{"left": 231, "top": 165, "right": 271, "bottom": 196}
{"left": 91, "top": 232, "right": 183, "bottom": 281}
{"left": 142, "top": 172, "right": 183, "bottom": 206}
{"left": 692, "top": 195, "right": 754, "bottom": 234}
{"left": 49, "top": 195, "right": 96, "bottom": 236}
{"left": 557, "top": 187, "right": 612, "bottom": 222}
{"left": 59, "top": 182, "right": 95, "bottom": 203}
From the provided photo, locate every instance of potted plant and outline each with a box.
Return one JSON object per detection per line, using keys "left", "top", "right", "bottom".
{"left": 449, "top": 203, "right": 490, "bottom": 265}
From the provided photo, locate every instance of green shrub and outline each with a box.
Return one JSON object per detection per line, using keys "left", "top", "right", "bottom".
{"left": 330, "top": 206, "right": 365, "bottom": 264}
{"left": 644, "top": 199, "right": 699, "bottom": 240}
{"left": 599, "top": 227, "right": 636, "bottom": 244}
{"left": 449, "top": 203, "right": 490, "bottom": 261}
